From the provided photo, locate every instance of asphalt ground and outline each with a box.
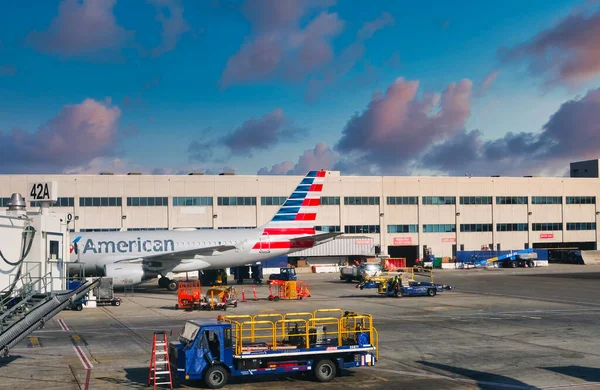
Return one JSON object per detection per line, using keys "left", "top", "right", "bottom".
{"left": 1, "top": 265, "right": 600, "bottom": 389}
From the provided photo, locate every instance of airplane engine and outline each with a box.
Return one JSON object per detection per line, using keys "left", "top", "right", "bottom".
{"left": 104, "top": 263, "right": 156, "bottom": 287}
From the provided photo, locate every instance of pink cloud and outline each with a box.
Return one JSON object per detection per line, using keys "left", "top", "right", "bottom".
{"left": 0, "top": 99, "right": 122, "bottom": 173}
{"left": 258, "top": 143, "right": 337, "bottom": 175}
{"left": 26, "top": 0, "right": 134, "bottom": 59}
{"left": 220, "top": 1, "right": 343, "bottom": 87}
{"left": 333, "top": 77, "right": 472, "bottom": 174}
{"left": 501, "top": 7, "right": 600, "bottom": 86}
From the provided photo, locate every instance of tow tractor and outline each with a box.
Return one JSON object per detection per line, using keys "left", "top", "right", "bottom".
{"left": 357, "top": 269, "right": 454, "bottom": 297}
{"left": 169, "top": 308, "right": 379, "bottom": 389}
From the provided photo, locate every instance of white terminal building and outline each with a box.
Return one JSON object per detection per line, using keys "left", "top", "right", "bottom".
{"left": 1, "top": 159, "right": 599, "bottom": 267}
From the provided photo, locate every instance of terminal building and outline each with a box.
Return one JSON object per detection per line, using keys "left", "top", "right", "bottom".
{"left": 1, "top": 160, "right": 599, "bottom": 266}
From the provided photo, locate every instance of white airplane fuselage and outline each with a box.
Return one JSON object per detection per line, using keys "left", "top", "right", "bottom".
{"left": 71, "top": 228, "right": 295, "bottom": 276}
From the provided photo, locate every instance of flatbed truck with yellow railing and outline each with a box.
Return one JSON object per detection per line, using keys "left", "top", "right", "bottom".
{"left": 168, "top": 309, "right": 379, "bottom": 389}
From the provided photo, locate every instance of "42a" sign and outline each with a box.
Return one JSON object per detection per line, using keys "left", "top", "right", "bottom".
{"left": 27, "top": 181, "right": 58, "bottom": 202}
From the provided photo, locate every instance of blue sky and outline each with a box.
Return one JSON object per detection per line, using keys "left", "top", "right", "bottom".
{"left": 0, "top": 0, "right": 599, "bottom": 176}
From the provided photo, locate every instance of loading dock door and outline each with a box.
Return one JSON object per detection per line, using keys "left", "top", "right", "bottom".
{"left": 388, "top": 245, "right": 419, "bottom": 267}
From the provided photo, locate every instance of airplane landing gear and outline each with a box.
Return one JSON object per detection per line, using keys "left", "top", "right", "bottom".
{"left": 158, "top": 277, "right": 179, "bottom": 291}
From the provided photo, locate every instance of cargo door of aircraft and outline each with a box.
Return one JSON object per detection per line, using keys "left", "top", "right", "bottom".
{"left": 259, "top": 233, "right": 271, "bottom": 253}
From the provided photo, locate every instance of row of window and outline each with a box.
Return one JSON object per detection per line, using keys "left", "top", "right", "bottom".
{"left": 460, "top": 196, "right": 492, "bottom": 205}
{"left": 218, "top": 226, "right": 257, "bottom": 229}
{"left": 321, "top": 196, "right": 341, "bottom": 205}
{"left": 217, "top": 197, "right": 257, "bottom": 206}
{"left": 423, "top": 196, "right": 456, "bottom": 205}
{"left": 388, "top": 224, "right": 419, "bottom": 233}
{"left": 344, "top": 225, "right": 380, "bottom": 234}
{"left": 315, "top": 225, "right": 342, "bottom": 232}
{"left": 79, "top": 197, "right": 123, "bottom": 207}
{"left": 128, "top": 228, "right": 168, "bottom": 231}
{"left": 423, "top": 224, "right": 456, "bottom": 233}
{"left": 127, "top": 197, "right": 169, "bottom": 207}
{"left": 496, "top": 196, "right": 528, "bottom": 205}
{"left": 567, "top": 196, "right": 596, "bottom": 204}
{"left": 260, "top": 196, "right": 287, "bottom": 206}
{"left": 532, "top": 223, "right": 563, "bottom": 231}
{"left": 173, "top": 197, "right": 213, "bottom": 206}
{"left": 497, "top": 223, "right": 528, "bottom": 232}
{"left": 31, "top": 197, "right": 75, "bottom": 208}
{"left": 79, "top": 228, "right": 121, "bottom": 232}
{"left": 387, "top": 196, "right": 418, "bottom": 205}
{"left": 460, "top": 224, "right": 493, "bottom": 232}
{"left": 566, "top": 222, "right": 596, "bottom": 231}
{"left": 531, "top": 196, "right": 562, "bottom": 205}
{"left": 344, "top": 196, "right": 380, "bottom": 205}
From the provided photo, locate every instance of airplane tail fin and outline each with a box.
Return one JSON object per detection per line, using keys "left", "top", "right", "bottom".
{"left": 262, "top": 170, "right": 329, "bottom": 236}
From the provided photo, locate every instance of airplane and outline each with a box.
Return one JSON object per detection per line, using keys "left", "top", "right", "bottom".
{"left": 69, "top": 170, "right": 341, "bottom": 290}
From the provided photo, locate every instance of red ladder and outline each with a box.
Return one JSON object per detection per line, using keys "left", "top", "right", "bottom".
{"left": 148, "top": 331, "right": 173, "bottom": 389}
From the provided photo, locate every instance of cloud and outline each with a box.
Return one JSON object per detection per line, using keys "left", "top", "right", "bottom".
{"left": 305, "top": 12, "right": 396, "bottom": 102}
{"left": 0, "top": 65, "right": 17, "bottom": 77}
{"left": 189, "top": 108, "right": 305, "bottom": 162}
{"left": 332, "top": 77, "right": 472, "bottom": 174}
{"left": 476, "top": 70, "right": 500, "bottom": 96}
{"left": 0, "top": 99, "right": 122, "bottom": 173}
{"left": 258, "top": 142, "right": 337, "bottom": 175}
{"left": 26, "top": 0, "right": 135, "bottom": 59}
{"left": 419, "top": 87, "right": 600, "bottom": 176}
{"left": 149, "top": 0, "right": 190, "bottom": 57}
{"left": 500, "top": 6, "right": 600, "bottom": 87}
{"left": 221, "top": 1, "right": 342, "bottom": 87}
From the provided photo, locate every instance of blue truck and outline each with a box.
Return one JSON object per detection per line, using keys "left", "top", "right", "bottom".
{"left": 485, "top": 248, "right": 538, "bottom": 268}
{"left": 168, "top": 309, "right": 379, "bottom": 389}
{"left": 358, "top": 277, "right": 454, "bottom": 297}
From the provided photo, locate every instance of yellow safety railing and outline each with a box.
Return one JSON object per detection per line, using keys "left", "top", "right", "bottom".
{"left": 220, "top": 309, "right": 378, "bottom": 358}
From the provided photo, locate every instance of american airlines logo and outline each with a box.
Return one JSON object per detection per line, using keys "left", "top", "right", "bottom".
{"left": 79, "top": 238, "right": 175, "bottom": 254}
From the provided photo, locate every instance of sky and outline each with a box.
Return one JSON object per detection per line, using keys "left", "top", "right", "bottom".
{"left": 1, "top": 0, "right": 600, "bottom": 176}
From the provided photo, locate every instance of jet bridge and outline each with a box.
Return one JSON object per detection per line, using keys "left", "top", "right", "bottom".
{"left": 0, "top": 186, "right": 99, "bottom": 356}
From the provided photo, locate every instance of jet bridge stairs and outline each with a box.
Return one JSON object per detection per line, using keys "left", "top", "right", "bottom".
{"left": 0, "top": 269, "right": 99, "bottom": 356}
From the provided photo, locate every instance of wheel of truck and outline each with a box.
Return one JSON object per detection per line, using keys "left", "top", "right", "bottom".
{"left": 158, "top": 277, "right": 167, "bottom": 288}
{"left": 399, "top": 289, "right": 404, "bottom": 297}
{"left": 204, "top": 365, "right": 229, "bottom": 389}
{"left": 345, "top": 277, "right": 352, "bottom": 283}
{"left": 167, "top": 280, "right": 178, "bottom": 291}
{"left": 510, "top": 261, "right": 516, "bottom": 268}
{"left": 274, "top": 296, "right": 280, "bottom": 302}
{"left": 75, "top": 304, "right": 83, "bottom": 311}
{"left": 528, "top": 260, "right": 535, "bottom": 268}
{"left": 233, "top": 301, "right": 237, "bottom": 308}
{"left": 313, "top": 359, "right": 336, "bottom": 382}
{"left": 427, "top": 288, "right": 436, "bottom": 297}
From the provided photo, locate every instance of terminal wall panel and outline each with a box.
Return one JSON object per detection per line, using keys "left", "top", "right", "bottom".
{"left": 530, "top": 205, "right": 562, "bottom": 222}
{"left": 385, "top": 206, "right": 418, "bottom": 225}
{"left": 493, "top": 205, "right": 528, "bottom": 223}
{"left": 459, "top": 233, "right": 493, "bottom": 251}
{"left": 77, "top": 207, "right": 122, "bottom": 229}
{"left": 217, "top": 206, "right": 257, "bottom": 228}
{"left": 128, "top": 207, "right": 168, "bottom": 229}
{"left": 342, "top": 205, "right": 380, "bottom": 225}
{"left": 314, "top": 205, "right": 341, "bottom": 226}
{"left": 494, "top": 232, "right": 529, "bottom": 249}
{"left": 419, "top": 205, "right": 456, "bottom": 225}
{"left": 171, "top": 207, "right": 213, "bottom": 229}
{"left": 564, "top": 230, "right": 596, "bottom": 243}
{"left": 457, "top": 205, "right": 493, "bottom": 223}
{"left": 565, "top": 204, "right": 596, "bottom": 221}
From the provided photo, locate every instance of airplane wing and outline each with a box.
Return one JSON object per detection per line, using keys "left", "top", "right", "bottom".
{"left": 114, "top": 244, "right": 238, "bottom": 264}
{"left": 290, "top": 232, "right": 343, "bottom": 245}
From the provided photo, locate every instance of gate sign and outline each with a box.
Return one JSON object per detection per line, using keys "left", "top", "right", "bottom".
{"left": 441, "top": 237, "right": 456, "bottom": 243}
{"left": 540, "top": 233, "right": 554, "bottom": 239}
{"left": 393, "top": 237, "right": 412, "bottom": 245}
{"left": 28, "top": 181, "right": 58, "bottom": 202}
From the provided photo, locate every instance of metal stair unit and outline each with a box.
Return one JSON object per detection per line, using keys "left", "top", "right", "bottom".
{"left": 0, "top": 269, "right": 100, "bottom": 356}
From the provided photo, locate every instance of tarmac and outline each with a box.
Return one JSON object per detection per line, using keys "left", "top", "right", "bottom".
{"left": 1, "top": 264, "right": 600, "bottom": 389}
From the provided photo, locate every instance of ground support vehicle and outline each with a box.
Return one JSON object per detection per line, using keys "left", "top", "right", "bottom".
{"left": 231, "top": 265, "right": 263, "bottom": 284}
{"left": 201, "top": 287, "right": 239, "bottom": 310}
{"left": 65, "top": 279, "right": 87, "bottom": 311}
{"left": 486, "top": 249, "right": 538, "bottom": 268}
{"left": 176, "top": 280, "right": 202, "bottom": 310}
{"left": 356, "top": 270, "right": 454, "bottom": 297}
{"left": 267, "top": 267, "right": 297, "bottom": 284}
{"left": 267, "top": 280, "right": 311, "bottom": 301}
{"left": 339, "top": 263, "right": 382, "bottom": 283}
{"left": 169, "top": 308, "right": 379, "bottom": 389}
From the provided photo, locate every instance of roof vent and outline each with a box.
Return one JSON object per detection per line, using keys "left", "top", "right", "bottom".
{"left": 127, "top": 172, "right": 142, "bottom": 175}
{"left": 6, "top": 193, "right": 26, "bottom": 211}
{"left": 99, "top": 172, "right": 114, "bottom": 175}
{"left": 188, "top": 172, "right": 205, "bottom": 175}
{"left": 219, "top": 172, "right": 235, "bottom": 176}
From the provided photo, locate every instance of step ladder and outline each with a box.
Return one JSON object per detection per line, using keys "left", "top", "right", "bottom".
{"left": 148, "top": 331, "right": 173, "bottom": 389}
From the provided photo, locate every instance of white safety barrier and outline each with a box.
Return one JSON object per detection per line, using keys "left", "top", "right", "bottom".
{"left": 312, "top": 265, "right": 340, "bottom": 273}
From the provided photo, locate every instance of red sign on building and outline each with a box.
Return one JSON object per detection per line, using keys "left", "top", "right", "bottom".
{"left": 393, "top": 237, "right": 412, "bottom": 245}
{"left": 441, "top": 238, "right": 456, "bottom": 243}
{"left": 539, "top": 234, "right": 554, "bottom": 239}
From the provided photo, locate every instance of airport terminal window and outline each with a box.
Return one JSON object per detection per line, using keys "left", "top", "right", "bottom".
{"left": 79, "top": 197, "right": 122, "bottom": 207}
{"left": 422, "top": 224, "right": 456, "bottom": 233}
{"left": 496, "top": 196, "right": 528, "bottom": 205}
{"left": 422, "top": 196, "right": 456, "bottom": 205}
{"left": 566, "top": 196, "right": 596, "bottom": 204}
{"left": 566, "top": 222, "right": 596, "bottom": 231}
{"left": 261, "top": 196, "right": 287, "bottom": 206}
{"left": 344, "top": 225, "right": 380, "bottom": 234}
{"left": 496, "top": 223, "right": 528, "bottom": 232}
{"left": 387, "top": 224, "right": 418, "bottom": 233}
{"left": 173, "top": 197, "right": 213, "bottom": 206}
{"left": 127, "top": 197, "right": 168, "bottom": 207}
{"left": 217, "top": 197, "right": 257, "bottom": 206}
{"left": 79, "top": 228, "right": 121, "bottom": 232}
{"left": 218, "top": 226, "right": 257, "bottom": 229}
{"left": 460, "top": 224, "right": 493, "bottom": 232}
{"left": 128, "top": 227, "right": 168, "bottom": 231}
{"left": 315, "top": 225, "right": 341, "bottom": 232}
{"left": 30, "top": 197, "right": 75, "bottom": 208}
{"left": 387, "top": 196, "right": 418, "bottom": 205}
{"left": 459, "top": 196, "right": 492, "bottom": 205}
{"left": 344, "top": 196, "right": 380, "bottom": 205}
{"left": 0, "top": 198, "right": 10, "bottom": 207}
{"left": 531, "top": 196, "right": 562, "bottom": 205}
{"left": 532, "top": 223, "right": 562, "bottom": 231}
{"left": 320, "top": 196, "right": 341, "bottom": 205}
